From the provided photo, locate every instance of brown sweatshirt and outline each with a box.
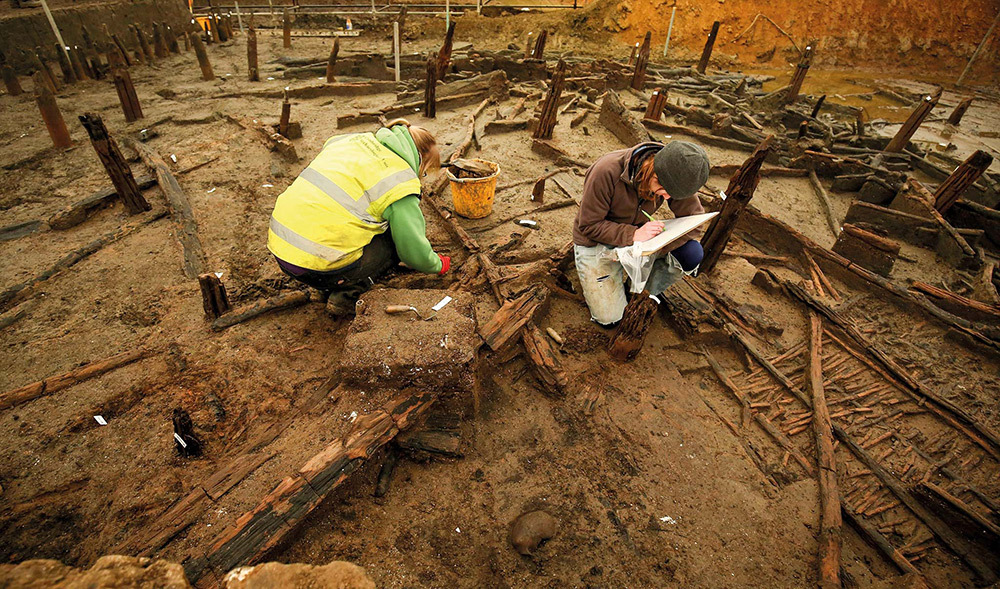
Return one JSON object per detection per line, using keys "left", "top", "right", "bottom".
{"left": 572, "top": 142, "right": 706, "bottom": 248}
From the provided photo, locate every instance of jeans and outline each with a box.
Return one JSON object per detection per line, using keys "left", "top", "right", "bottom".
{"left": 573, "top": 239, "right": 703, "bottom": 326}
{"left": 277, "top": 232, "right": 399, "bottom": 302}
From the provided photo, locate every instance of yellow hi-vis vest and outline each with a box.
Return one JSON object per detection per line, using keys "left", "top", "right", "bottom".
{"left": 267, "top": 133, "right": 421, "bottom": 271}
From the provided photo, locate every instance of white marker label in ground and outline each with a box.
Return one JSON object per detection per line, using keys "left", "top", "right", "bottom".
{"left": 431, "top": 296, "right": 453, "bottom": 312}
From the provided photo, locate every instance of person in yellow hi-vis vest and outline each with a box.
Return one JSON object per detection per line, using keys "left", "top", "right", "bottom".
{"left": 267, "top": 119, "right": 450, "bottom": 316}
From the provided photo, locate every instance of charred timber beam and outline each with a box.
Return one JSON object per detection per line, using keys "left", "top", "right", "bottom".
{"left": 79, "top": 113, "right": 150, "bottom": 215}
{"left": 933, "top": 150, "right": 993, "bottom": 214}
{"left": 696, "top": 21, "right": 720, "bottom": 74}
{"left": 630, "top": 31, "right": 651, "bottom": 91}
{"left": 884, "top": 88, "right": 941, "bottom": 153}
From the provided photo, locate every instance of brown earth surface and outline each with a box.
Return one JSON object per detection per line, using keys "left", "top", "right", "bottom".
{"left": 1, "top": 11, "right": 1000, "bottom": 589}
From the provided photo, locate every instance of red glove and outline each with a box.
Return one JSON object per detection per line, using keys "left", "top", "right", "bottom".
{"left": 438, "top": 255, "right": 450, "bottom": 275}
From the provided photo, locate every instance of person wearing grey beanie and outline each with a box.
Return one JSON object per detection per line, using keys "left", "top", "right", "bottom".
{"left": 572, "top": 140, "right": 710, "bottom": 327}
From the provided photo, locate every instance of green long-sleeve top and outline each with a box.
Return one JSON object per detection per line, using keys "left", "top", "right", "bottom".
{"left": 375, "top": 125, "right": 442, "bottom": 274}
{"left": 383, "top": 196, "right": 442, "bottom": 274}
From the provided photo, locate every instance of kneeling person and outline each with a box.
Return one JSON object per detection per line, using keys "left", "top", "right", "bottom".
{"left": 572, "top": 141, "right": 710, "bottom": 326}
{"left": 267, "top": 119, "right": 450, "bottom": 315}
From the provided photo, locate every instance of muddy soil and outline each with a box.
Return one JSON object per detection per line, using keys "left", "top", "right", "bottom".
{"left": 1, "top": 14, "right": 999, "bottom": 589}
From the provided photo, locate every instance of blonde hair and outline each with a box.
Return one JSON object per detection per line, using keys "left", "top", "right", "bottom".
{"left": 384, "top": 118, "right": 440, "bottom": 177}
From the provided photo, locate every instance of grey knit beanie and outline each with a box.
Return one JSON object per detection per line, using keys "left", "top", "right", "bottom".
{"left": 653, "top": 141, "right": 710, "bottom": 200}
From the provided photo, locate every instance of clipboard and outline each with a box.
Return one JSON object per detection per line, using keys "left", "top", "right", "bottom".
{"left": 636, "top": 212, "right": 718, "bottom": 256}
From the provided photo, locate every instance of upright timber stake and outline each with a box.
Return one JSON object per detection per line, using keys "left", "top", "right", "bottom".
{"left": 532, "top": 30, "right": 548, "bottom": 60}
{"left": 278, "top": 90, "right": 291, "bottom": 137}
{"left": 933, "top": 150, "right": 993, "bottom": 213}
{"left": 325, "top": 38, "right": 339, "bottom": 83}
{"left": 69, "top": 46, "right": 88, "bottom": 80}
{"left": 190, "top": 33, "right": 215, "bottom": 81}
{"left": 55, "top": 43, "right": 77, "bottom": 84}
{"left": 532, "top": 59, "right": 567, "bottom": 140}
{"left": 199, "top": 273, "right": 230, "bottom": 319}
{"left": 810, "top": 94, "right": 826, "bottom": 119}
{"left": 113, "top": 68, "right": 143, "bottom": 122}
{"left": 644, "top": 89, "right": 668, "bottom": 121}
{"left": 946, "top": 97, "right": 973, "bottom": 126}
{"left": 79, "top": 113, "right": 150, "bottom": 215}
{"left": 1, "top": 64, "right": 21, "bottom": 96}
{"left": 282, "top": 9, "right": 291, "bottom": 49}
{"left": 110, "top": 33, "right": 133, "bottom": 67}
{"left": 247, "top": 27, "right": 259, "bottom": 81}
{"left": 608, "top": 291, "right": 659, "bottom": 361}
{"left": 697, "top": 21, "right": 720, "bottom": 74}
{"left": 135, "top": 24, "right": 155, "bottom": 63}
{"left": 423, "top": 52, "right": 437, "bottom": 118}
{"left": 524, "top": 32, "right": 533, "bottom": 59}
{"left": 33, "top": 72, "right": 71, "bottom": 149}
{"left": 884, "top": 88, "right": 941, "bottom": 153}
{"left": 437, "top": 21, "right": 455, "bottom": 79}
{"left": 32, "top": 48, "right": 58, "bottom": 93}
{"left": 808, "top": 312, "right": 842, "bottom": 589}
{"left": 700, "top": 135, "right": 774, "bottom": 273}
{"left": 784, "top": 44, "right": 814, "bottom": 104}
{"left": 152, "top": 23, "right": 168, "bottom": 59}
{"left": 630, "top": 31, "right": 651, "bottom": 90}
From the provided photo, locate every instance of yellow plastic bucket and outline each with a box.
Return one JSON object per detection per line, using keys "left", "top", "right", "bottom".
{"left": 447, "top": 159, "right": 500, "bottom": 219}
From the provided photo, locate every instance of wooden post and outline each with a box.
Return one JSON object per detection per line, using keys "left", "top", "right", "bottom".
{"left": 247, "top": 27, "right": 259, "bottom": 81}
{"left": 810, "top": 94, "right": 826, "bottom": 119}
{"left": 69, "top": 46, "right": 88, "bottom": 80}
{"left": 134, "top": 24, "right": 155, "bottom": 62}
{"left": 112, "top": 68, "right": 143, "bottom": 122}
{"left": 110, "top": 33, "right": 133, "bottom": 67}
{"left": 199, "top": 273, "right": 230, "bottom": 319}
{"left": 32, "top": 48, "right": 58, "bottom": 93}
{"left": 532, "top": 29, "right": 548, "bottom": 60}
{"left": 79, "top": 113, "right": 150, "bottom": 215}
{"left": 282, "top": 8, "right": 291, "bottom": 49}
{"left": 700, "top": 135, "right": 774, "bottom": 273}
{"left": 215, "top": 14, "right": 229, "bottom": 42}
{"left": 630, "top": 31, "right": 651, "bottom": 90}
{"left": 608, "top": 291, "right": 659, "bottom": 361}
{"left": 530, "top": 177, "right": 545, "bottom": 204}
{"left": 278, "top": 90, "right": 291, "bottom": 137}
{"left": 55, "top": 43, "right": 77, "bottom": 84}
{"left": 152, "top": 23, "right": 168, "bottom": 58}
{"left": 807, "top": 312, "right": 842, "bottom": 589}
{"left": 127, "top": 28, "right": 146, "bottom": 65}
{"left": 1, "top": 64, "right": 21, "bottom": 96}
{"left": 34, "top": 72, "right": 71, "bottom": 149}
{"left": 696, "top": 21, "right": 720, "bottom": 74}
{"left": 933, "top": 150, "right": 993, "bottom": 213}
{"left": 165, "top": 23, "right": 181, "bottom": 54}
{"left": 437, "top": 21, "right": 455, "bottom": 79}
{"left": 643, "top": 88, "right": 667, "bottom": 121}
{"left": 532, "top": 59, "right": 567, "bottom": 140}
{"left": 884, "top": 88, "right": 941, "bottom": 152}
{"left": 524, "top": 32, "right": 533, "bottom": 59}
{"left": 190, "top": 33, "right": 215, "bottom": 81}
{"left": 946, "top": 97, "right": 973, "bottom": 126}
{"left": 423, "top": 52, "right": 437, "bottom": 118}
{"left": 784, "top": 44, "right": 814, "bottom": 104}
{"left": 325, "top": 38, "right": 339, "bottom": 83}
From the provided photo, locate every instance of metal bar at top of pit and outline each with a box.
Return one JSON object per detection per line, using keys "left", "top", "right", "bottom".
{"left": 191, "top": 2, "right": 577, "bottom": 10}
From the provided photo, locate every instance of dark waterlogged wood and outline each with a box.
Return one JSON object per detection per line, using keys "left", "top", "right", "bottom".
{"left": 112, "top": 68, "right": 143, "bottom": 122}
{"left": 211, "top": 291, "right": 310, "bottom": 331}
{"left": 700, "top": 135, "right": 775, "bottom": 273}
{"left": 533, "top": 59, "right": 567, "bottom": 140}
{"left": 79, "top": 113, "right": 150, "bottom": 215}
{"left": 190, "top": 33, "right": 214, "bottom": 81}
{"left": 644, "top": 88, "right": 668, "bottom": 121}
{"left": 600, "top": 88, "right": 648, "bottom": 146}
{"left": 283, "top": 8, "right": 291, "bottom": 49}
{"left": 33, "top": 72, "right": 71, "bottom": 149}
{"left": 187, "top": 392, "right": 435, "bottom": 582}
{"left": 325, "top": 38, "right": 338, "bottom": 83}
{"left": 630, "top": 31, "right": 651, "bottom": 90}
{"left": 608, "top": 291, "right": 659, "bottom": 361}
{"left": 130, "top": 140, "right": 207, "bottom": 278}
{"left": 479, "top": 286, "right": 548, "bottom": 351}
{"left": 933, "top": 150, "right": 993, "bottom": 213}
{"left": 437, "top": 21, "right": 456, "bottom": 79}
{"left": 884, "top": 88, "right": 941, "bottom": 152}
{"left": 423, "top": 52, "right": 437, "bottom": 118}
{"left": 199, "top": 273, "right": 231, "bottom": 320}
{"left": 785, "top": 44, "right": 814, "bottom": 104}
{"left": 946, "top": 97, "right": 973, "bottom": 126}
{"left": 531, "top": 29, "right": 548, "bottom": 60}
{"left": 55, "top": 42, "right": 76, "bottom": 84}
{"left": 0, "top": 347, "right": 153, "bottom": 411}
{"left": 247, "top": 27, "right": 259, "bottom": 82}
{"left": 697, "top": 21, "right": 720, "bottom": 74}
{"left": 2, "top": 64, "right": 22, "bottom": 96}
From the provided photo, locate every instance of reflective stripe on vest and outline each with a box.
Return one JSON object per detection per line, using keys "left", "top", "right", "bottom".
{"left": 269, "top": 217, "right": 347, "bottom": 264}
